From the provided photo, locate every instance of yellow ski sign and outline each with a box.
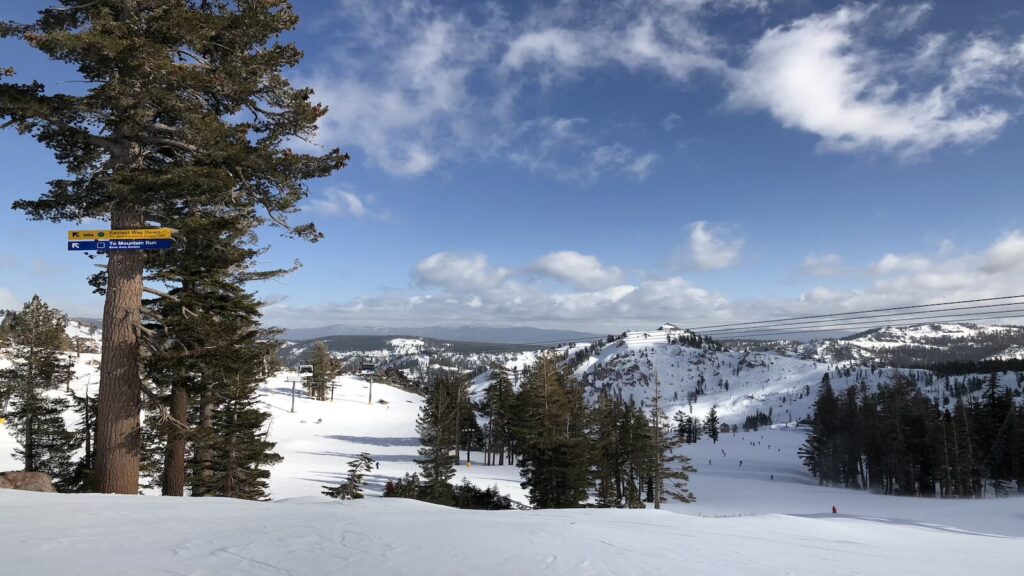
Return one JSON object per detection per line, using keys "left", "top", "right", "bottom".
{"left": 68, "top": 228, "right": 173, "bottom": 241}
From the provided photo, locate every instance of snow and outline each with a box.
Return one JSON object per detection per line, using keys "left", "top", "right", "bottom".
{"left": 1, "top": 471, "right": 1020, "bottom": 575}
{"left": 3, "top": 367, "right": 1024, "bottom": 574}
{"left": 258, "top": 372, "right": 527, "bottom": 501}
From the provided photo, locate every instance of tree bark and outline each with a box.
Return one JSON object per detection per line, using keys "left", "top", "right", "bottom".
{"left": 95, "top": 205, "right": 144, "bottom": 494}
{"left": 193, "top": 386, "right": 214, "bottom": 496}
{"left": 162, "top": 383, "right": 188, "bottom": 496}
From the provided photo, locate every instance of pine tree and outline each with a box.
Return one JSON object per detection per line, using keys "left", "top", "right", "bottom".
{"left": 142, "top": 211, "right": 291, "bottom": 498}
{"left": 483, "top": 365, "right": 515, "bottom": 466}
{"left": 0, "top": 296, "right": 77, "bottom": 487}
{"left": 323, "top": 452, "right": 375, "bottom": 500}
{"left": 2, "top": 0, "right": 347, "bottom": 494}
{"left": 62, "top": 389, "right": 99, "bottom": 493}
{"left": 415, "top": 373, "right": 461, "bottom": 505}
{"left": 591, "top": 389, "right": 624, "bottom": 507}
{"left": 516, "top": 354, "right": 591, "bottom": 509}
{"left": 650, "top": 375, "right": 694, "bottom": 506}
{"left": 704, "top": 406, "right": 721, "bottom": 444}
{"left": 306, "top": 342, "right": 337, "bottom": 401}
{"left": 800, "top": 373, "right": 840, "bottom": 485}
{"left": 189, "top": 305, "right": 283, "bottom": 501}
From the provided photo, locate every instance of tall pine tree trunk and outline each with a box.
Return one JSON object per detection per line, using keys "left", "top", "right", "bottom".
{"left": 95, "top": 204, "right": 144, "bottom": 494}
{"left": 194, "top": 386, "right": 215, "bottom": 496}
{"left": 24, "top": 414, "right": 34, "bottom": 472}
{"left": 162, "top": 383, "right": 188, "bottom": 496}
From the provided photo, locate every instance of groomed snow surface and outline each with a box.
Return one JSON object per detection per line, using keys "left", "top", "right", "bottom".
{"left": 1, "top": 371, "right": 1022, "bottom": 575}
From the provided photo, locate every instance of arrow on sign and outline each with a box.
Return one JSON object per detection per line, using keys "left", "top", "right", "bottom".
{"left": 68, "top": 239, "right": 174, "bottom": 251}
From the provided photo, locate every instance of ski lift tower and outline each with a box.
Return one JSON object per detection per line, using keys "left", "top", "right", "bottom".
{"left": 292, "top": 364, "right": 313, "bottom": 413}
{"left": 359, "top": 359, "right": 376, "bottom": 404}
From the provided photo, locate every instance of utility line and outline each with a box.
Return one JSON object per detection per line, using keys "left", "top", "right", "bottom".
{"left": 411, "top": 295, "right": 1024, "bottom": 354}
{"left": 697, "top": 301, "right": 1024, "bottom": 336}
{"left": 684, "top": 294, "right": 1024, "bottom": 331}
{"left": 709, "top": 310, "right": 1024, "bottom": 341}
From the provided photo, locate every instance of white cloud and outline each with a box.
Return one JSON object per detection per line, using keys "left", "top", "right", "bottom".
{"left": 507, "top": 118, "right": 659, "bottom": 184}
{"left": 728, "top": 4, "right": 1020, "bottom": 158}
{"left": 0, "top": 287, "right": 17, "bottom": 310}
{"left": 264, "top": 230, "right": 1024, "bottom": 333}
{"left": 802, "top": 254, "right": 845, "bottom": 277}
{"left": 500, "top": 0, "right": 768, "bottom": 82}
{"left": 298, "top": 1, "right": 1024, "bottom": 180}
{"left": 662, "top": 113, "right": 683, "bottom": 131}
{"left": 304, "top": 4, "right": 496, "bottom": 176}
{"left": 984, "top": 231, "right": 1024, "bottom": 273}
{"left": 501, "top": 28, "right": 585, "bottom": 71}
{"left": 413, "top": 253, "right": 510, "bottom": 292}
{"left": 689, "top": 221, "right": 744, "bottom": 270}
{"left": 307, "top": 187, "right": 387, "bottom": 219}
{"left": 874, "top": 253, "right": 931, "bottom": 274}
{"left": 532, "top": 251, "right": 624, "bottom": 290}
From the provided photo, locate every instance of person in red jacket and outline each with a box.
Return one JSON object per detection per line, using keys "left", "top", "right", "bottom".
{"left": 832, "top": 505, "right": 838, "bottom": 514}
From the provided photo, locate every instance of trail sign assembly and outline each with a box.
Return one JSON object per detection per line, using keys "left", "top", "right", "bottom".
{"left": 68, "top": 228, "right": 173, "bottom": 240}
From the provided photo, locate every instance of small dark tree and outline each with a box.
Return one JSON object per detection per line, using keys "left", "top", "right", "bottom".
{"left": 704, "top": 406, "right": 721, "bottom": 444}
{"left": 306, "top": 342, "right": 337, "bottom": 401}
{"left": 323, "top": 452, "right": 375, "bottom": 500}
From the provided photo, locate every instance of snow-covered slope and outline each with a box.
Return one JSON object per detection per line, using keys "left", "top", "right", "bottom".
{"left": 798, "top": 323, "right": 1024, "bottom": 365}
{"left": 260, "top": 372, "right": 525, "bottom": 501}
{"left": 2, "top": 427, "right": 1021, "bottom": 576}
{"left": 3, "top": 354, "right": 1023, "bottom": 575}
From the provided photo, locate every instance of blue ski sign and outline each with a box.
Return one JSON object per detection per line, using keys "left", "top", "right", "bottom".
{"left": 67, "top": 239, "right": 174, "bottom": 251}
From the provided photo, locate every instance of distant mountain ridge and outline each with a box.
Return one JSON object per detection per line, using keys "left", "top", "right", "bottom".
{"left": 734, "top": 323, "right": 1024, "bottom": 366}
{"left": 280, "top": 324, "right": 598, "bottom": 345}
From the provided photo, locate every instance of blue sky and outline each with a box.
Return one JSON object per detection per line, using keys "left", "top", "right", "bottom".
{"left": 3, "top": 0, "right": 1024, "bottom": 333}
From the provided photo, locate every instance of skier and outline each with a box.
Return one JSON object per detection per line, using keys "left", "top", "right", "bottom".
{"left": 832, "top": 505, "right": 837, "bottom": 514}
{"left": 375, "top": 462, "right": 380, "bottom": 470}
{"left": 739, "top": 460, "right": 743, "bottom": 467}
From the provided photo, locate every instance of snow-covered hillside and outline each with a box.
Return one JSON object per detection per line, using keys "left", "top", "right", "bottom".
{"left": 2, "top": 423, "right": 1021, "bottom": 576}
{"left": 3, "top": 355, "right": 1023, "bottom": 575}
{"left": 469, "top": 327, "right": 1022, "bottom": 427}
{"left": 798, "top": 323, "right": 1024, "bottom": 365}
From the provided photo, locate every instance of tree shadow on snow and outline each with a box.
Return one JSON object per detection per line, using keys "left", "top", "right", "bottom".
{"left": 297, "top": 450, "right": 417, "bottom": 463}
{"left": 297, "top": 472, "right": 396, "bottom": 493}
{"left": 318, "top": 435, "right": 420, "bottom": 447}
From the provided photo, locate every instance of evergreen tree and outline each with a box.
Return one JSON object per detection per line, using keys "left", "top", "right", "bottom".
{"left": 62, "top": 389, "right": 99, "bottom": 493}
{"left": 415, "top": 373, "right": 461, "bottom": 505}
{"left": 704, "top": 406, "right": 721, "bottom": 444}
{"left": 800, "top": 373, "right": 840, "bottom": 485}
{"left": 0, "top": 296, "right": 77, "bottom": 487}
{"left": 142, "top": 212, "right": 289, "bottom": 499}
{"left": 306, "top": 342, "right": 337, "bottom": 401}
{"left": 483, "top": 365, "right": 515, "bottom": 466}
{"left": 190, "top": 312, "right": 283, "bottom": 500}
{"left": 591, "top": 390, "right": 624, "bottom": 508}
{"left": 516, "top": 354, "right": 591, "bottom": 508}
{"left": 323, "top": 452, "right": 375, "bottom": 500}
{"left": 2, "top": 0, "right": 348, "bottom": 494}
{"left": 650, "top": 375, "right": 695, "bottom": 506}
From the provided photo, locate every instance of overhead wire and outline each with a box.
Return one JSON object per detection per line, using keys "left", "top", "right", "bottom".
{"left": 433, "top": 295, "right": 1024, "bottom": 354}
